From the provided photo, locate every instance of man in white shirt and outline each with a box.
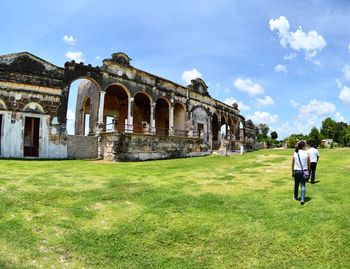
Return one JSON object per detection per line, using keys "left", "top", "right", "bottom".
{"left": 307, "top": 144, "right": 320, "bottom": 184}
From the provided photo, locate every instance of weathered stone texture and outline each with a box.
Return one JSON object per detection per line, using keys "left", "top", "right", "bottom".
{"left": 101, "top": 133, "right": 210, "bottom": 161}
{"left": 67, "top": 135, "right": 98, "bottom": 159}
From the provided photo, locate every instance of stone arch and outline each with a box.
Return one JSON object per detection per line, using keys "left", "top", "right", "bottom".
{"left": 173, "top": 102, "right": 186, "bottom": 136}
{"left": 155, "top": 97, "right": 170, "bottom": 135}
{"left": 103, "top": 82, "right": 131, "bottom": 98}
{"left": 23, "top": 102, "right": 45, "bottom": 113}
{"left": 104, "top": 84, "right": 129, "bottom": 132}
{"left": 133, "top": 92, "right": 151, "bottom": 134}
{"left": 0, "top": 99, "right": 6, "bottom": 110}
{"left": 191, "top": 106, "right": 209, "bottom": 140}
{"left": 67, "top": 77, "right": 100, "bottom": 135}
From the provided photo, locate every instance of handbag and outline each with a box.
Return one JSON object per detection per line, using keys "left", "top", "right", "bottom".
{"left": 297, "top": 152, "right": 309, "bottom": 180}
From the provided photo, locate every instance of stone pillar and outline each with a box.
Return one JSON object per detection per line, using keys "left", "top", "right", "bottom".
{"left": 127, "top": 97, "right": 134, "bottom": 133}
{"left": 169, "top": 105, "right": 174, "bottom": 136}
{"left": 98, "top": 91, "right": 106, "bottom": 125}
{"left": 150, "top": 102, "right": 156, "bottom": 134}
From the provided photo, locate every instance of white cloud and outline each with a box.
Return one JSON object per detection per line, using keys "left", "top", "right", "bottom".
{"left": 233, "top": 78, "right": 264, "bottom": 96}
{"left": 269, "top": 16, "right": 290, "bottom": 35}
{"left": 348, "top": 44, "right": 350, "bottom": 53}
{"left": 248, "top": 111, "right": 278, "bottom": 124}
{"left": 335, "top": 112, "right": 346, "bottom": 122}
{"left": 66, "top": 108, "right": 75, "bottom": 121}
{"left": 283, "top": 53, "right": 297, "bottom": 61}
{"left": 96, "top": 56, "right": 101, "bottom": 60}
{"left": 274, "top": 64, "right": 287, "bottom": 73}
{"left": 339, "top": 85, "right": 350, "bottom": 104}
{"left": 181, "top": 68, "right": 202, "bottom": 85}
{"left": 343, "top": 64, "right": 350, "bottom": 80}
{"left": 269, "top": 16, "right": 326, "bottom": 59}
{"left": 65, "top": 51, "right": 85, "bottom": 62}
{"left": 299, "top": 99, "right": 336, "bottom": 118}
{"left": 256, "top": 96, "right": 275, "bottom": 107}
{"left": 290, "top": 99, "right": 298, "bottom": 108}
{"left": 63, "top": 35, "right": 77, "bottom": 46}
{"left": 335, "top": 78, "right": 342, "bottom": 89}
{"left": 223, "top": 97, "right": 250, "bottom": 111}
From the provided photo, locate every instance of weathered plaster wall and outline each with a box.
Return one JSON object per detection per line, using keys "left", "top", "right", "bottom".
{"left": 67, "top": 135, "right": 98, "bottom": 159}
{"left": 101, "top": 133, "right": 210, "bottom": 161}
{"left": 0, "top": 112, "right": 67, "bottom": 158}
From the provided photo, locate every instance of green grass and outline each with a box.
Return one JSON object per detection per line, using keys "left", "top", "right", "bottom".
{"left": 0, "top": 148, "right": 349, "bottom": 268}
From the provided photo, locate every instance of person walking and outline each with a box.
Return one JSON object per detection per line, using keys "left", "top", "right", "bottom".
{"left": 307, "top": 144, "right": 320, "bottom": 184}
{"left": 292, "top": 141, "right": 310, "bottom": 205}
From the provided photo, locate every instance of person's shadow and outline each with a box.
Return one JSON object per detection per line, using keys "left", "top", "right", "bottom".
{"left": 304, "top": 196, "right": 312, "bottom": 203}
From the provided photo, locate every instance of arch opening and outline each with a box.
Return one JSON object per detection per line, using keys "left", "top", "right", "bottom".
{"left": 67, "top": 78, "right": 99, "bottom": 135}
{"left": 133, "top": 93, "right": 151, "bottom": 134}
{"left": 103, "top": 85, "right": 128, "bottom": 132}
{"left": 155, "top": 98, "right": 169, "bottom": 136}
{"left": 173, "top": 103, "right": 186, "bottom": 136}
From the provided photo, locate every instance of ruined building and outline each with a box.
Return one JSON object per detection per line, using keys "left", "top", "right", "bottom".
{"left": 0, "top": 52, "right": 256, "bottom": 161}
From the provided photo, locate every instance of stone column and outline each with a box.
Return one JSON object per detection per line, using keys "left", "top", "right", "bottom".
{"left": 150, "top": 102, "right": 156, "bottom": 134}
{"left": 98, "top": 91, "right": 106, "bottom": 125}
{"left": 127, "top": 97, "right": 134, "bottom": 133}
{"left": 169, "top": 105, "right": 174, "bottom": 136}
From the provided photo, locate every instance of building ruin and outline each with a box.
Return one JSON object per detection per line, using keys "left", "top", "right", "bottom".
{"left": 0, "top": 52, "right": 256, "bottom": 161}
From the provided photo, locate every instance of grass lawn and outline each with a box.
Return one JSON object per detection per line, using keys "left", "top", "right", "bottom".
{"left": 0, "top": 148, "right": 349, "bottom": 268}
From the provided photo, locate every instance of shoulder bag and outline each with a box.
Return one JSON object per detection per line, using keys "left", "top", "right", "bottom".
{"left": 297, "top": 152, "right": 309, "bottom": 180}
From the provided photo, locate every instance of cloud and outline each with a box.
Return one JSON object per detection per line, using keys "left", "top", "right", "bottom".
{"left": 269, "top": 16, "right": 326, "bottom": 59}
{"left": 274, "top": 64, "right": 287, "bottom": 73}
{"left": 181, "top": 68, "right": 202, "bottom": 85}
{"left": 256, "top": 96, "right": 275, "bottom": 107}
{"left": 290, "top": 99, "right": 298, "bottom": 108}
{"left": 298, "top": 99, "right": 336, "bottom": 118}
{"left": 66, "top": 108, "right": 75, "bottom": 121}
{"left": 223, "top": 97, "right": 250, "bottom": 111}
{"left": 248, "top": 111, "right": 278, "bottom": 124}
{"left": 343, "top": 64, "right": 350, "bottom": 80}
{"left": 335, "top": 78, "right": 342, "bottom": 89}
{"left": 65, "top": 51, "right": 85, "bottom": 62}
{"left": 335, "top": 112, "right": 346, "bottom": 122}
{"left": 339, "top": 85, "right": 350, "bottom": 104}
{"left": 283, "top": 53, "right": 297, "bottom": 61}
{"left": 63, "top": 35, "right": 77, "bottom": 46}
{"left": 348, "top": 44, "right": 350, "bottom": 53}
{"left": 233, "top": 78, "right": 264, "bottom": 96}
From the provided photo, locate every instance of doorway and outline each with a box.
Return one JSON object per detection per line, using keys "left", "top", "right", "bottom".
{"left": 24, "top": 117, "right": 40, "bottom": 157}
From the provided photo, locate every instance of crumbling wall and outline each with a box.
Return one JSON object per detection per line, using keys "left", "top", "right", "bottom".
{"left": 100, "top": 133, "right": 210, "bottom": 161}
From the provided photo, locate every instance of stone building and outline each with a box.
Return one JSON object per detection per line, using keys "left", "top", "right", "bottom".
{"left": 0, "top": 52, "right": 256, "bottom": 161}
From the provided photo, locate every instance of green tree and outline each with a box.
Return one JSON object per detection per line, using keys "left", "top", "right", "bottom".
{"left": 320, "top": 117, "right": 337, "bottom": 139}
{"left": 307, "top": 127, "right": 322, "bottom": 146}
{"left": 256, "top": 124, "right": 269, "bottom": 142}
{"left": 270, "top": 131, "right": 278, "bottom": 140}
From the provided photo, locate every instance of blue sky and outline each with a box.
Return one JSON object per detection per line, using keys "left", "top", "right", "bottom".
{"left": 1, "top": 0, "right": 349, "bottom": 138}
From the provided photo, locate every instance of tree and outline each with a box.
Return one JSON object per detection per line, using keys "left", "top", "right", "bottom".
{"left": 307, "top": 127, "right": 322, "bottom": 146}
{"left": 320, "top": 117, "right": 337, "bottom": 139}
{"left": 257, "top": 124, "right": 269, "bottom": 142}
{"left": 271, "top": 131, "right": 278, "bottom": 140}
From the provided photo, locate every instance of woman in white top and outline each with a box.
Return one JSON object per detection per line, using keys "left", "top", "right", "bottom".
{"left": 291, "top": 141, "right": 310, "bottom": 205}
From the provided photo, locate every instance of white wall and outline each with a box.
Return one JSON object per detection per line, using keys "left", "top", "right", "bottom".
{"left": 0, "top": 112, "right": 67, "bottom": 159}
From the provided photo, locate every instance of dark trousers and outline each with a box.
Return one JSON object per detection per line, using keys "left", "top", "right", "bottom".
{"left": 310, "top": 162, "right": 317, "bottom": 183}
{"left": 294, "top": 170, "right": 306, "bottom": 201}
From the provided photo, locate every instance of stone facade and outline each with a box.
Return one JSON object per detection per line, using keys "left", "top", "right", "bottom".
{"left": 0, "top": 51, "right": 256, "bottom": 161}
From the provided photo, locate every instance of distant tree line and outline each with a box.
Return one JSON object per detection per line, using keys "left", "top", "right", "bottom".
{"left": 255, "top": 124, "right": 281, "bottom": 148}
{"left": 255, "top": 117, "right": 350, "bottom": 149}
{"left": 284, "top": 117, "right": 350, "bottom": 148}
